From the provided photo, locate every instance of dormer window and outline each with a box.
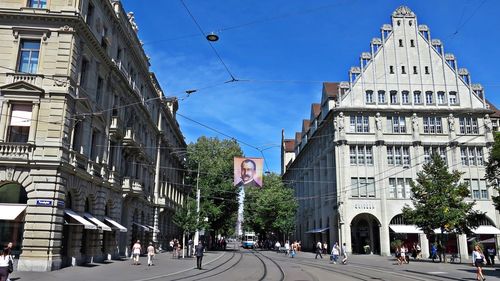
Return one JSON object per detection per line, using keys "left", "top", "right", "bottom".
{"left": 449, "top": 92, "right": 458, "bottom": 105}
{"left": 365, "top": 90, "right": 374, "bottom": 103}
{"left": 390, "top": 91, "right": 398, "bottom": 104}
{"left": 414, "top": 91, "right": 422, "bottom": 104}
{"left": 425, "top": 91, "right": 433, "bottom": 104}
{"left": 437, "top": 91, "right": 445, "bottom": 104}
{"left": 378, "top": 91, "right": 386, "bottom": 104}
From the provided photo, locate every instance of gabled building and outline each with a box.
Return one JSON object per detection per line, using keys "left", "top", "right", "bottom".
{"left": 282, "top": 6, "right": 499, "bottom": 261}
{"left": 0, "top": 0, "right": 187, "bottom": 271}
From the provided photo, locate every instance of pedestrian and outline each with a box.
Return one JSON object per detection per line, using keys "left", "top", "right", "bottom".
{"left": 4, "top": 243, "right": 13, "bottom": 281}
{"left": 486, "top": 246, "right": 496, "bottom": 266}
{"left": 330, "top": 242, "right": 340, "bottom": 264}
{"left": 291, "top": 241, "right": 297, "bottom": 258}
{"left": 323, "top": 242, "right": 328, "bottom": 255}
{"left": 173, "top": 239, "right": 179, "bottom": 258}
{"left": 169, "top": 239, "right": 174, "bottom": 252}
{"left": 284, "top": 241, "right": 290, "bottom": 256}
{"left": 315, "top": 241, "right": 323, "bottom": 259}
{"left": 195, "top": 241, "right": 204, "bottom": 270}
{"left": 131, "top": 240, "right": 141, "bottom": 265}
{"left": 147, "top": 242, "right": 155, "bottom": 266}
{"left": 395, "top": 246, "right": 402, "bottom": 265}
{"left": 416, "top": 243, "right": 422, "bottom": 260}
{"left": 275, "top": 241, "right": 281, "bottom": 253}
{"left": 472, "top": 245, "right": 486, "bottom": 281}
{"left": 341, "top": 243, "right": 348, "bottom": 264}
{"left": 0, "top": 247, "right": 13, "bottom": 281}
{"left": 431, "top": 243, "right": 438, "bottom": 262}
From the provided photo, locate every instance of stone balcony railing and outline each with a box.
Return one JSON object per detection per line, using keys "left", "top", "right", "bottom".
{"left": 0, "top": 143, "right": 33, "bottom": 160}
{"left": 122, "top": 177, "right": 144, "bottom": 196}
{"left": 110, "top": 115, "right": 124, "bottom": 137}
{"left": 6, "top": 72, "right": 43, "bottom": 88}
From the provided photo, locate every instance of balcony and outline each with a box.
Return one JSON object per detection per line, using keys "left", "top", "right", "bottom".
{"left": 6, "top": 72, "right": 43, "bottom": 88}
{"left": 0, "top": 143, "right": 33, "bottom": 161}
{"left": 122, "top": 177, "right": 144, "bottom": 196}
{"left": 123, "top": 128, "right": 139, "bottom": 147}
{"left": 110, "top": 115, "right": 124, "bottom": 137}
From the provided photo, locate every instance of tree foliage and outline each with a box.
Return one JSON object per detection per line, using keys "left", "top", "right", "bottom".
{"left": 486, "top": 132, "right": 500, "bottom": 211}
{"left": 184, "top": 137, "right": 243, "bottom": 236}
{"left": 244, "top": 173, "right": 298, "bottom": 239}
{"left": 402, "top": 153, "right": 482, "bottom": 242}
{"left": 173, "top": 197, "right": 198, "bottom": 235}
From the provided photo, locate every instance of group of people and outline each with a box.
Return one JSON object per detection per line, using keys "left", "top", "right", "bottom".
{"left": 313, "top": 241, "right": 348, "bottom": 265}
{"left": 0, "top": 242, "right": 14, "bottom": 281}
{"left": 131, "top": 240, "right": 156, "bottom": 266}
{"left": 279, "top": 241, "right": 301, "bottom": 258}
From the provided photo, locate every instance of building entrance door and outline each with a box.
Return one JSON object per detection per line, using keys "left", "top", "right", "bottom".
{"left": 350, "top": 213, "right": 380, "bottom": 254}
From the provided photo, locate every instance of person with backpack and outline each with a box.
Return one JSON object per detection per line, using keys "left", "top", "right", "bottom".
{"left": 0, "top": 247, "right": 13, "bottom": 281}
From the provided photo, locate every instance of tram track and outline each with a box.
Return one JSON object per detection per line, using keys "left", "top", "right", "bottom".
{"left": 251, "top": 249, "right": 285, "bottom": 281}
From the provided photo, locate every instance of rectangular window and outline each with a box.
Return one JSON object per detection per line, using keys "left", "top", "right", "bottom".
{"left": 86, "top": 2, "right": 94, "bottom": 25}
{"left": 449, "top": 92, "right": 457, "bottom": 104}
{"left": 387, "top": 146, "right": 394, "bottom": 165}
{"left": 402, "top": 147, "right": 410, "bottom": 165}
{"left": 387, "top": 146, "right": 410, "bottom": 166}
{"left": 425, "top": 92, "right": 433, "bottom": 104}
{"left": 367, "top": 178, "right": 375, "bottom": 198}
{"left": 389, "top": 178, "right": 396, "bottom": 198}
{"left": 461, "top": 147, "right": 484, "bottom": 166}
{"left": 437, "top": 92, "right": 445, "bottom": 104}
{"left": 366, "top": 146, "right": 373, "bottom": 165}
{"left": 423, "top": 117, "right": 443, "bottom": 134}
{"left": 424, "top": 147, "right": 431, "bottom": 164}
{"left": 351, "top": 178, "right": 359, "bottom": 197}
{"left": 405, "top": 178, "right": 412, "bottom": 199}
{"left": 480, "top": 179, "right": 488, "bottom": 199}
{"left": 389, "top": 178, "right": 412, "bottom": 199}
{"left": 96, "top": 77, "right": 103, "bottom": 104}
{"left": 390, "top": 91, "right": 398, "bottom": 104}
{"left": 471, "top": 179, "right": 480, "bottom": 199}
{"left": 397, "top": 178, "right": 404, "bottom": 199}
{"left": 357, "top": 146, "right": 365, "bottom": 165}
{"left": 350, "top": 116, "right": 369, "bottom": 133}
{"left": 27, "top": 0, "right": 47, "bottom": 8}
{"left": 365, "top": 91, "right": 373, "bottom": 103}
{"left": 79, "top": 59, "right": 89, "bottom": 87}
{"left": 350, "top": 146, "right": 357, "bottom": 165}
{"left": 459, "top": 117, "right": 479, "bottom": 134}
{"left": 414, "top": 91, "right": 421, "bottom": 104}
{"left": 388, "top": 116, "right": 406, "bottom": 133}
{"left": 424, "top": 146, "right": 447, "bottom": 164}
{"left": 17, "top": 40, "right": 40, "bottom": 74}
{"left": 7, "top": 104, "right": 32, "bottom": 143}
{"left": 402, "top": 91, "right": 410, "bottom": 104}
{"left": 378, "top": 91, "right": 385, "bottom": 103}
{"left": 350, "top": 145, "right": 373, "bottom": 166}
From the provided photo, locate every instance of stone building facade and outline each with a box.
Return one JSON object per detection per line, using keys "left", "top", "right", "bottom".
{"left": 282, "top": 6, "right": 500, "bottom": 261}
{"left": 0, "top": 0, "right": 187, "bottom": 271}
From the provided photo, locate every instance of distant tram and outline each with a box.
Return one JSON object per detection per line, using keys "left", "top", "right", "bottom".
{"left": 241, "top": 231, "right": 256, "bottom": 249}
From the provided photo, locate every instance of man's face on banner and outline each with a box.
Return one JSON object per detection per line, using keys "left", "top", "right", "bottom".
{"left": 241, "top": 161, "right": 256, "bottom": 183}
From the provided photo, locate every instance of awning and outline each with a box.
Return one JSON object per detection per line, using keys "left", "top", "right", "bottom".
{"left": 84, "top": 213, "right": 112, "bottom": 231}
{"left": 0, "top": 204, "right": 27, "bottom": 220}
{"left": 306, "top": 227, "right": 329, "bottom": 234}
{"left": 133, "top": 222, "right": 150, "bottom": 232}
{"left": 104, "top": 217, "right": 127, "bottom": 232}
{"left": 147, "top": 225, "right": 160, "bottom": 233}
{"left": 472, "top": 225, "right": 500, "bottom": 235}
{"left": 64, "top": 209, "right": 97, "bottom": 230}
{"left": 389, "top": 225, "right": 423, "bottom": 234}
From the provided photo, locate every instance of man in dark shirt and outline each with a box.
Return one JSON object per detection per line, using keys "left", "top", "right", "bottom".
{"left": 195, "top": 242, "right": 204, "bottom": 270}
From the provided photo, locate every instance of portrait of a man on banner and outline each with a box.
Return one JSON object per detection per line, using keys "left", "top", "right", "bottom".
{"left": 233, "top": 157, "right": 263, "bottom": 188}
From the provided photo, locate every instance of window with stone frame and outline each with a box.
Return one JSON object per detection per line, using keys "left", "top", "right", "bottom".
{"left": 459, "top": 117, "right": 479, "bottom": 134}
{"left": 464, "top": 179, "right": 488, "bottom": 200}
{"left": 422, "top": 116, "right": 443, "bottom": 134}
{"left": 401, "top": 91, "right": 410, "bottom": 104}
{"left": 389, "top": 178, "right": 412, "bottom": 199}
{"left": 449, "top": 92, "right": 458, "bottom": 105}
{"left": 390, "top": 91, "right": 398, "bottom": 104}
{"left": 27, "top": 0, "right": 47, "bottom": 8}
{"left": 460, "top": 147, "right": 484, "bottom": 166}
{"left": 350, "top": 116, "right": 369, "bottom": 133}
{"left": 413, "top": 91, "right": 422, "bottom": 104}
{"left": 437, "top": 91, "right": 445, "bottom": 104}
{"left": 17, "top": 39, "right": 40, "bottom": 74}
{"left": 387, "top": 146, "right": 410, "bottom": 166}
{"left": 423, "top": 146, "right": 447, "bottom": 164}
{"left": 351, "top": 177, "right": 375, "bottom": 198}
{"left": 7, "top": 104, "right": 32, "bottom": 143}
{"left": 387, "top": 116, "right": 406, "bottom": 133}
{"left": 365, "top": 90, "right": 374, "bottom": 103}
{"left": 350, "top": 145, "right": 373, "bottom": 166}
{"left": 425, "top": 91, "right": 433, "bottom": 104}
{"left": 378, "top": 90, "right": 386, "bottom": 103}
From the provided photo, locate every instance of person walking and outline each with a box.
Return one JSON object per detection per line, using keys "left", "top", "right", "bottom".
{"left": 131, "top": 240, "right": 142, "bottom": 265}
{"left": 147, "top": 242, "right": 155, "bottom": 266}
{"left": 315, "top": 241, "right": 323, "bottom": 259}
{"left": 4, "top": 243, "right": 13, "bottom": 281}
{"left": 341, "top": 243, "right": 348, "bottom": 264}
{"left": 284, "top": 241, "right": 290, "bottom": 256}
{"left": 472, "top": 245, "right": 486, "bottom": 281}
{"left": 486, "top": 246, "right": 496, "bottom": 266}
{"left": 431, "top": 243, "right": 438, "bottom": 262}
{"left": 0, "top": 247, "right": 13, "bottom": 281}
{"left": 275, "top": 241, "right": 281, "bottom": 253}
{"left": 323, "top": 242, "right": 328, "bottom": 255}
{"left": 330, "top": 242, "right": 340, "bottom": 264}
{"left": 291, "top": 241, "right": 297, "bottom": 258}
{"left": 195, "top": 242, "right": 204, "bottom": 270}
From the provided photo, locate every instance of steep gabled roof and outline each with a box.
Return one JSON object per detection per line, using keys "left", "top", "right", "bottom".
{"left": 321, "top": 82, "right": 339, "bottom": 105}
{"left": 487, "top": 100, "right": 500, "bottom": 118}
{"left": 301, "top": 119, "right": 310, "bottom": 135}
{"left": 311, "top": 103, "right": 321, "bottom": 120}
{"left": 284, "top": 139, "right": 295, "bottom": 152}
{"left": 295, "top": 132, "right": 302, "bottom": 147}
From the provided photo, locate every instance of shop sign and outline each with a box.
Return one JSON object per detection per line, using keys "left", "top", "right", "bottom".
{"left": 36, "top": 199, "right": 53, "bottom": 206}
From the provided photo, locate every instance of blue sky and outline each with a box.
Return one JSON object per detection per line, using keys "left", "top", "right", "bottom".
{"left": 122, "top": 0, "right": 500, "bottom": 173}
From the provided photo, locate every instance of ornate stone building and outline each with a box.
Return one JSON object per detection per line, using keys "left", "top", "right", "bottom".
{"left": 282, "top": 6, "right": 499, "bottom": 261}
{"left": 0, "top": 0, "right": 187, "bottom": 271}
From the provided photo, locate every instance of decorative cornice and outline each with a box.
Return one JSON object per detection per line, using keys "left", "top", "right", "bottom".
{"left": 392, "top": 6, "right": 416, "bottom": 18}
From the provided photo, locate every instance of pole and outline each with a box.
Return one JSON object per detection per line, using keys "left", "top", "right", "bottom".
{"left": 193, "top": 163, "right": 201, "bottom": 247}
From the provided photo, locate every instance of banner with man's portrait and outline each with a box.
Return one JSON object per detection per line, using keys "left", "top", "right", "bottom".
{"left": 233, "top": 157, "right": 263, "bottom": 188}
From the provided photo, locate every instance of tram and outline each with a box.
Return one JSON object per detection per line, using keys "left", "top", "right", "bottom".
{"left": 241, "top": 231, "right": 256, "bottom": 249}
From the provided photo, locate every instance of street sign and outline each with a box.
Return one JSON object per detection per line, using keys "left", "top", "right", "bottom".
{"left": 57, "top": 201, "right": 65, "bottom": 208}
{"left": 36, "top": 199, "right": 53, "bottom": 206}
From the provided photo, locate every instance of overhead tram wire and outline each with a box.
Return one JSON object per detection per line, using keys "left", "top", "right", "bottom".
{"left": 179, "top": 0, "right": 237, "bottom": 82}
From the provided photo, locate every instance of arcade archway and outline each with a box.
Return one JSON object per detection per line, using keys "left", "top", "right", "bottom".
{"left": 350, "top": 213, "right": 381, "bottom": 254}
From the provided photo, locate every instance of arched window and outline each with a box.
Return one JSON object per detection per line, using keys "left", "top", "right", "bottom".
{"left": 0, "top": 182, "right": 28, "bottom": 204}
{"left": 390, "top": 214, "right": 408, "bottom": 225}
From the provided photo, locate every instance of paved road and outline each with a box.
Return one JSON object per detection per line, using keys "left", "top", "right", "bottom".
{"left": 9, "top": 247, "right": 500, "bottom": 280}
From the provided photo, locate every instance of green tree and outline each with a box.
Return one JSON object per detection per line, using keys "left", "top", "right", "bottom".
{"left": 486, "top": 132, "right": 500, "bottom": 211}
{"left": 244, "top": 173, "right": 298, "bottom": 241}
{"left": 173, "top": 197, "right": 198, "bottom": 257}
{"left": 184, "top": 137, "right": 243, "bottom": 243}
{"left": 402, "top": 153, "right": 482, "bottom": 262}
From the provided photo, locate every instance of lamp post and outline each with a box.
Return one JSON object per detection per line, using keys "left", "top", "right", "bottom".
{"left": 193, "top": 162, "right": 201, "bottom": 247}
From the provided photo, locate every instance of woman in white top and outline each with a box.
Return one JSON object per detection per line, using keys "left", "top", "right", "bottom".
{"left": 0, "top": 247, "right": 13, "bottom": 281}
{"left": 131, "top": 240, "right": 142, "bottom": 265}
{"left": 472, "top": 245, "right": 486, "bottom": 281}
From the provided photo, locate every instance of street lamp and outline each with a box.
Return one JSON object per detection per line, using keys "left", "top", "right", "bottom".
{"left": 206, "top": 32, "right": 219, "bottom": 42}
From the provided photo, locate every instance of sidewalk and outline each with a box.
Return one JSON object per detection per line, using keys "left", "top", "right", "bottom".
{"left": 9, "top": 251, "right": 226, "bottom": 281}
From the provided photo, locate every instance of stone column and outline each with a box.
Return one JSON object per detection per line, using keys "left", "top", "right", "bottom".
{"left": 458, "top": 234, "right": 469, "bottom": 262}
{"left": 419, "top": 233, "right": 429, "bottom": 259}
